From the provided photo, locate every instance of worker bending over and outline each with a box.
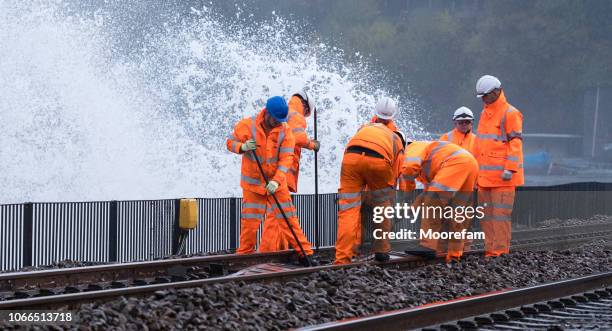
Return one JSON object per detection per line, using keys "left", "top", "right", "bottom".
{"left": 335, "top": 119, "right": 405, "bottom": 264}
{"left": 440, "top": 107, "right": 477, "bottom": 155}
{"left": 226, "top": 96, "right": 314, "bottom": 264}
{"left": 401, "top": 141, "right": 479, "bottom": 262}
{"left": 474, "top": 75, "right": 524, "bottom": 257}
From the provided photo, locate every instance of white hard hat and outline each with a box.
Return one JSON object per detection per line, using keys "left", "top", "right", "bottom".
{"left": 293, "top": 89, "right": 316, "bottom": 113}
{"left": 452, "top": 106, "right": 474, "bottom": 121}
{"left": 476, "top": 75, "right": 501, "bottom": 98}
{"left": 374, "top": 97, "right": 398, "bottom": 120}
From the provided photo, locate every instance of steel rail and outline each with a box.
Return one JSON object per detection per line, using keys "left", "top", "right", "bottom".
{"left": 0, "top": 227, "right": 610, "bottom": 309}
{"left": 298, "top": 271, "right": 612, "bottom": 331}
{"left": 2, "top": 223, "right": 609, "bottom": 293}
{"left": 0, "top": 247, "right": 336, "bottom": 292}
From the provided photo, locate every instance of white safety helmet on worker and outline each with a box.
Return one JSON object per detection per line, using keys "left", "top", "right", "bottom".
{"left": 452, "top": 106, "right": 474, "bottom": 121}
{"left": 294, "top": 89, "right": 316, "bottom": 114}
{"left": 374, "top": 97, "right": 397, "bottom": 120}
{"left": 476, "top": 75, "right": 501, "bottom": 98}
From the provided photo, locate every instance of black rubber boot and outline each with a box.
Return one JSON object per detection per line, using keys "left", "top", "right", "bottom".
{"left": 405, "top": 247, "right": 436, "bottom": 260}
{"left": 298, "top": 255, "right": 318, "bottom": 267}
{"left": 374, "top": 252, "right": 390, "bottom": 262}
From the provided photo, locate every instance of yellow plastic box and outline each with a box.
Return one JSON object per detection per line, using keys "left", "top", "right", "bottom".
{"left": 179, "top": 199, "right": 198, "bottom": 229}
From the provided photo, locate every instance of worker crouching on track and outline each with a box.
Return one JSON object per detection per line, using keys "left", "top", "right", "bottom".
{"left": 334, "top": 120, "right": 405, "bottom": 265}
{"left": 226, "top": 96, "right": 314, "bottom": 263}
{"left": 401, "top": 141, "right": 479, "bottom": 262}
{"left": 440, "top": 106, "right": 477, "bottom": 156}
{"left": 474, "top": 75, "right": 524, "bottom": 257}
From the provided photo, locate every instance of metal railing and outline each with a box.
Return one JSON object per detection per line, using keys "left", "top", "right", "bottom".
{"left": 1, "top": 183, "right": 611, "bottom": 271}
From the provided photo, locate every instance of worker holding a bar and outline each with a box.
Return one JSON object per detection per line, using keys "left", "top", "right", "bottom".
{"left": 226, "top": 96, "right": 314, "bottom": 265}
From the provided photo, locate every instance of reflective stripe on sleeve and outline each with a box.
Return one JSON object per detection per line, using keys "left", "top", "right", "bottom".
{"left": 479, "top": 165, "right": 505, "bottom": 171}
{"left": 241, "top": 175, "right": 261, "bottom": 185}
{"left": 477, "top": 133, "right": 502, "bottom": 140}
{"left": 276, "top": 210, "right": 297, "bottom": 218}
{"left": 404, "top": 156, "right": 422, "bottom": 164}
{"left": 507, "top": 155, "right": 519, "bottom": 162}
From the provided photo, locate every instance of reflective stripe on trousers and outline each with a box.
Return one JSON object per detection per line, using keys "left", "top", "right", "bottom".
{"left": 478, "top": 186, "right": 515, "bottom": 257}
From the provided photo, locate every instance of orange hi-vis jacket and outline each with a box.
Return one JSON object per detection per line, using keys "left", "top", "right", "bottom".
{"left": 370, "top": 116, "right": 399, "bottom": 131}
{"left": 399, "top": 141, "right": 473, "bottom": 191}
{"left": 440, "top": 128, "right": 477, "bottom": 156}
{"left": 475, "top": 91, "right": 524, "bottom": 187}
{"left": 226, "top": 109, "right": 295, "bottom": 195}
{"left": 348, "top": 123, "right": 405, "bottom": 180}
{"left": 286, "top": 96, "right": 316, "bottom": 192}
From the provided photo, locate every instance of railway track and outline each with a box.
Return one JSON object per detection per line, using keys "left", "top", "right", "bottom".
{"left": 0, "top": 248, "right": 337, "bottom": 299}
{"left": 298, "top": 272, "right": 612, "bottom": 330}
{"left": 0, "top": 224, "right": 610, "bottom": 310}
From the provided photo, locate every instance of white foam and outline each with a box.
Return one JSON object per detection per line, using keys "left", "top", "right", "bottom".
{"left": 0, "top": 1, "right": 424, "bottom": 203}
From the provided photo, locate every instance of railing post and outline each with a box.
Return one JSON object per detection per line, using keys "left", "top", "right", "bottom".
{"left": 172, "top": 199, "right": 181, "bottom": 255}
{"left": 230, "top": 198, "right": 238, "bottom": 251}
{"left": 109, "top": 201, "right": 118, "bottom": 262}
{"left": 22, "top": 203, "right": 33, "bottom": 267}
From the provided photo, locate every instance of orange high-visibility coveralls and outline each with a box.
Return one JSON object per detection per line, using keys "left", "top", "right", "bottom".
{"left": 370, "top": 115, "right": 399, "bottom": 131}
{"left": 439, "top": 128, "right": 477, "bottom": 251}
{"left": 475, "top": 91, "right": 524, "bottom": 257}
{"left": 400, "top": 141, "right": 478, "bottom": 261}
{"left": 273, "top": 96, "right": 317, "bottom": 251}
{"left": 286, "top": 95, "right": 317, "bottom": 193}
{"left": 226, "top": 108, "right": 313, "bottom": 256}
{"left": 440, "top": 128, "right": 477, "bottom": 156}
{"left": 335, "top": 123, "right": 404, "bottom": 264}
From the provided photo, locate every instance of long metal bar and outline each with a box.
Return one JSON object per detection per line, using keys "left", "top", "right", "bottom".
{"left": 250, "top": 150, "right": 310, "bottom": 264}
{"left": 314, "top": 105, "right": 319, "bottom": 250}
{"left": 298, "top": 272, "right": 612, "bottom": 331}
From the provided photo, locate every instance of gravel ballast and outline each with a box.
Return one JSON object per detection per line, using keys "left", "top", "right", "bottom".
{"left": 4, "top": 240, "right": 609, "bottom": 330}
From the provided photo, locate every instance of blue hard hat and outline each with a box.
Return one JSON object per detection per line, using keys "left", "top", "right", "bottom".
{"left": 266, "top": 96, "right": 288, "bottom": 123}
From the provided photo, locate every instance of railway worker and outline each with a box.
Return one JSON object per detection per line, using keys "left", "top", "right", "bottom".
{"left": 272, "top": 90, "right": 320, "bottom": 251}
{"left": 440, "top": 107, "right": 477, "bottom": 155}
{"left": 439, "top": 106, "right": 477, "bottom": 251}
{"left": 334, "top": 121, "right": 406, "bottom": 265}
{"left": 226, "top": 96, "right": 314, "bottom": 263}
{"left": 286, "top": 90, "right": 320, "bottom": 193}
{"left": 400, "top": 141, "right": 479, "bottom": 262}
{"left": 474, "top": 75, "right": 524, "bottom": 257}
{"left": 370, "top": 97, "right": 399, "bottom": 131}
